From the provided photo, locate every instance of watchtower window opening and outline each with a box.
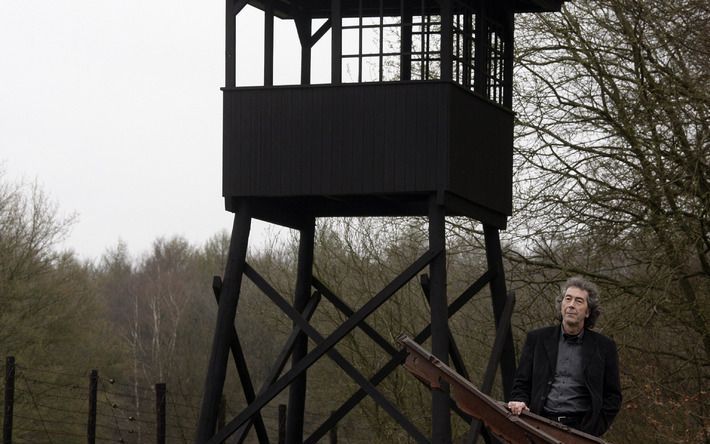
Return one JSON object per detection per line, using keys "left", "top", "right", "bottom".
{"left": 341, "top": 15, "right": 403, "bottom": 82}
{"left": 228, "top": 0, "right": 514, "bottom": 107}
{"left": 341, "top": 1, "right": 445, "bottom": 83}
{"left": 337, "top": 1, "right": 443, "bottom": 83}
{"left": 452, "top": 1, "right": 477, "bottom": 90}
{"left": 484, "top": 16, "right": 507, "bottom": 105}
{"left": 409, "top": 14, "right": 442, "bottom": 81}
{"left": 337, "top": 0, "right": 509, "bottom": 107}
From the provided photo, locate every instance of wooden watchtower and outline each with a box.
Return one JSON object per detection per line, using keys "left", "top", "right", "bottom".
{"left": 196, "top": 1, "right": 566, "bottom": 443}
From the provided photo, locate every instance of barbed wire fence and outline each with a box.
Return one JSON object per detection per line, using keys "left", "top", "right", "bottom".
{"left": 2, "top": 356, "right": 179, "bottom": 443}
{"left": 2, "top": 356, "right": 371, "bottom": 444}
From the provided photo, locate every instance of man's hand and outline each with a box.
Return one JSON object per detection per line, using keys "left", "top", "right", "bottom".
{"left": 507, "top": 401, "right": 529, "bottom": 416}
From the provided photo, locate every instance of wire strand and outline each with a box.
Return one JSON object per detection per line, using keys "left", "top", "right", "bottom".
{"left": 19, "top": 374, "right": 55, "bottom": 444}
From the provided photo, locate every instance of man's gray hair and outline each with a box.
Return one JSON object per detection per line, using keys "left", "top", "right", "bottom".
{"left": 555, "top": 276, "right": 601, "bottom": 329}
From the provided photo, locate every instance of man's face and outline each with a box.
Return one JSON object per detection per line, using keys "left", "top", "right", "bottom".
{"left": 561, "top": 286, "right": 590, "bottom": 331}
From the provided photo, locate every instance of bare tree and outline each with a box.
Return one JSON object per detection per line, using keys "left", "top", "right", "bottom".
{"left": 506, "top": 0, "right": 709, "bottom": 441}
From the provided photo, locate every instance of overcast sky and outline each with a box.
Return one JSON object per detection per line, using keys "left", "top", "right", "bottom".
{"left": 0, "top": 1, "right": 325, "bottom": 261}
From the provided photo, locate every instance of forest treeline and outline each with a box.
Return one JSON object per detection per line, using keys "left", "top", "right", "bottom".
{"left": 1, "top": 0, "right": 708, "bottom": 443}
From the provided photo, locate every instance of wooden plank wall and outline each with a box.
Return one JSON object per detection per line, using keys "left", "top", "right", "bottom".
{"left": 223, "top": 82, "right": 513, "bottom": 217}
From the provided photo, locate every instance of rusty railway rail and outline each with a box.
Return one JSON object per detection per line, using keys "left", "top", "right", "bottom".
{"left": 397, "top": 334, "right": 609, "bottom": 444}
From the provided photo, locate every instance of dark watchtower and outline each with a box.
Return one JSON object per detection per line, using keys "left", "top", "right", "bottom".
{"left": 197, "top": 1, "right": 565, "bottom": 443}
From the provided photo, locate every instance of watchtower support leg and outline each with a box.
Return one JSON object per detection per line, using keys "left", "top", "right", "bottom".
{"left": 211, "top": 277, "right": 270, "bottom": 444}
{"left": 483, "top": 224, "right": 516, "bottom": 400}
{"left": 285, "top": 222, "right": 316, "bottom": 444}
{"left": 429, "top": 198, "right": 451, "bottom": 442}
{"left": 196, "top": 206, "right": 252, "bottom": 442}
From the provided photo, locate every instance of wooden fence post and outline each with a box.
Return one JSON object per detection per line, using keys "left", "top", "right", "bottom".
{"left": 87, "top": 369, "right": 98, "bottom": 444}
{"left": 3, "top": 357, "right": 15, "bottom": 444}
{"left": 155, "top": 383, "right": 166, "bottom": 444}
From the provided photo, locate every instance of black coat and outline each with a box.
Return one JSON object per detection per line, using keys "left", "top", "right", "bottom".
{"left": 510, "top": 326, "right": 622, "bottom": 436}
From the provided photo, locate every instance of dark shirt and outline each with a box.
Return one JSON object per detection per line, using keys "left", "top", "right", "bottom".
{"left": 544, "top": 328, "right": 591, "bottom": 413}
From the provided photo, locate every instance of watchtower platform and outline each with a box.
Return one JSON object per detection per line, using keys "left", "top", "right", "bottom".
{"left": 224, "top": 81, "right": 512, "bottom": 228}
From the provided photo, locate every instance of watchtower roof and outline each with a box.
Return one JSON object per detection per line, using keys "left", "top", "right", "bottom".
{"left": 246, "top": 0, "right": 566, "bottom": 19}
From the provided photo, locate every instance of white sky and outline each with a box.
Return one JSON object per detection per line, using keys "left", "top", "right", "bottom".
{"left": 0, "top": 1, "right": 331, "bottom": 261}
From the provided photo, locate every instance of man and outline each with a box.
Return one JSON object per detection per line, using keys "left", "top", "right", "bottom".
{"left": 507, "top": 276, "right": 622, "bottom": 436}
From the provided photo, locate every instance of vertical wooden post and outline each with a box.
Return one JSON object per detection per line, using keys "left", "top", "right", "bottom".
{"left": 285, "top": 222, "right": 315, "bottom": 444}
{"left": 331, "top": 0, "right": 342, "bottom": 84}
{"left": 302, "top": 23, "right": 312, "bottom": 85}
{"left": 429, "top": 197, "right": 451, "bottom": 443}
{"left": 3, "top": 357, "right": 15, "bottom": 444}
{"left": 196, "top": 207, "right": 252, "bottom": 442}
{"left": 264, "top": 0, "right": 274, "bottom": 86}
{"left": 473, "top": 3, "right": 487, "bottom": 95}
{"left": 278, "top": 404, "right": 287, "bottom": 444}
{"left": 483, "top": 224, "right": 516, "bottom": 399}
{"left": 401, "top": 2, "right": 412, "bottom": 81}
{"left": 87, "top": 369, "right": 98, "bottom": 444}
{"left": 463, "top": 11, "right": 473, "bottom": 88}
{"left": 440, "top": 0, "right": 453, "bottom": 81}
{"left": 155, "top": 383, "right": 166, "bottom": 444}
{"left": 226, "top": 0, "right": 236, "bottom": 87}
{"left": 294, "top": 8, "right": 312, "bottom": 86}
{"left": 503, "top": 10, "right": 515, "bottom": 109}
